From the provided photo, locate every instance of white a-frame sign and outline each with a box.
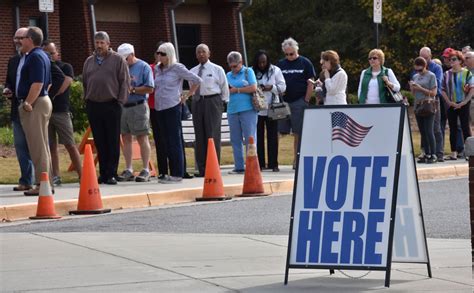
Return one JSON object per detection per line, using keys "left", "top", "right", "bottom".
{"left": 285, "top": 104, "right": 431, "bottom": 288}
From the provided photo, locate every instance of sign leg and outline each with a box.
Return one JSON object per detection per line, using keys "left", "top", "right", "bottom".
{"left": 329, "top": 269, "right": 335, "bottom": 275}
{"left": 384, "top": 268, "right": 391, "bottom": 288}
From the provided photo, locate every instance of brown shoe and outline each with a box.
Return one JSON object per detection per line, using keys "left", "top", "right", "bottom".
{"left": 24, "top": 187, "right": 40, "bottom": 196}
{"left": 13, "top": 184, "right": 33, "bottom": 191}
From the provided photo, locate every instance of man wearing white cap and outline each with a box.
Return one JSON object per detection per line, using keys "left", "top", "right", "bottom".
{"left": 116, "top": 43, "right": 155, "bottom": 182}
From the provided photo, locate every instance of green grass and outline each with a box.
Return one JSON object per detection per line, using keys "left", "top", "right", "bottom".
{"left": 0, "top": 131, "right": 437, "bottom": 184}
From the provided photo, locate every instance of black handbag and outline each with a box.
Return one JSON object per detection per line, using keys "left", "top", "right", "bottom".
{"left": 415, "top": 98, "right": 436, "bottom": 117}
{"left": 268, "top": 93, "right": 291, "bottom": 121}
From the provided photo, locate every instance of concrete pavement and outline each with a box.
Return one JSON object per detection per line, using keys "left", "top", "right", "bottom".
{"left": 0, "top": 161, "right": 468, "bottom": 222}
{"left": 0, "top": 233, "right": 471, "bottom": 292}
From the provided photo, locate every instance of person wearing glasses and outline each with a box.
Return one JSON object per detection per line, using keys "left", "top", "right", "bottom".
{"left": 277, "top": 38, "right": 315, "bottom": 170}
{"left": 83, "top": 31, "right": 130, "bottom": 185}
{"left": 154, "top": 42, "right": 201, "bottom": 183}
{"left": 441, "top": 50, "right": 474, "bottom": 160}
{"left": 3, "top": 27, "right": 35, "bottom": 193}
{"left": 226, "top": 51, "right": 258, "bottom": 174}
{"left": 116, "top": 43, "right": 155, "bottom": 183}
{"left": 313, "top": 50, "right": 348, "bottom": 105}
{"left": 410, "top": 57, "right": 438, "bottom": 164}
{"left": 358, "top": 49, "right": 400, "bottom": 104}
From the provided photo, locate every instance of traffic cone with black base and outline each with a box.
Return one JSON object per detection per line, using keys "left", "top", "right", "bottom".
{"left": 29, "top": 172, "right": 61, "bottom": 220}
{"left": 236, "top": 136, "right": 272, "bottom": 197}
{"left": 70, "top": 144, "right": 111, "bottom": 215}
{"left": 196, "top": 138, "right": 232, "bottom": 201}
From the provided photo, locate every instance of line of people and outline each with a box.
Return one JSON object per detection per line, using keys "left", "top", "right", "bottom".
{"left": 4, "top": 28, "right": 474, "bottom": 192}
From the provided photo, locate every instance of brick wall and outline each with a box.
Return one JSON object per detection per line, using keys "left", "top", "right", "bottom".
{"left": 210, "top": 1, "right": 242, "bottom": 68}
{"left": 96, "top": 21, "right": 143, "bottom": 57}
{"left": 200, "top": 24, "right": 213, "bottom": 52}
{"left": 0, "top": 0, "right": 15, "bottom": 84}
{"left": 138, "top": 0, "right": 173, "bottom": 64}
{"left": 59, "top": 0, "right": 93, "bottom": 75}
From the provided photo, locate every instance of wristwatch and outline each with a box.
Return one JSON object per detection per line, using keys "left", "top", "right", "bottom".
{"left": 131, "top": 87, "right": 136, "bottom": 94}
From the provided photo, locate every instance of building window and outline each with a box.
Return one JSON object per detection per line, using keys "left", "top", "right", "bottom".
{"left": 29, "top": 17, "right": 39, "bottom": 27}
{"left": 177, "top": 24, "right": 201, "bottom": 70}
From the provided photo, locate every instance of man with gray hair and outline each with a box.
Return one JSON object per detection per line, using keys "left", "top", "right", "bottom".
{"left": 17, "top": 27, "right": 53, "bottom": 195}
{"left": 277, "top": 37, "right": 315, "bottom": 169}
{"left": 3, "top": 27, "right": 35, "bottom": 192}
{"left": 82, "top": 31, "right": 130, "bottom": 185}
{"left": 419, "top": 46, "right": 444, "bottom": 161}
{"left": 189, "top": 43, "right": 229, "bottom": 177}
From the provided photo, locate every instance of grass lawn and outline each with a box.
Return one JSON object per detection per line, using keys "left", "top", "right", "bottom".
{"left": 0, "top": 131, "right": 436, "bottom": 184}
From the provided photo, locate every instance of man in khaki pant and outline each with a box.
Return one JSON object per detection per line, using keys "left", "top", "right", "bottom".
{"left": 17, "top": 27, "right": 52, "bottom": 196}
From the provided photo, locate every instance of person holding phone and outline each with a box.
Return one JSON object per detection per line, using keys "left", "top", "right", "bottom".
{"left": 310, "top": 50, "right": 347, "bottom": 105}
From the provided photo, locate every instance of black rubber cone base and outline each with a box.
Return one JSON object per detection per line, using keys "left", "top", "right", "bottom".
{"left": 69, "top": 209, "right": 112, "bottom": 215}
{"left": 196, "top": 195, "right": 232, "bottom": 201}
{"left": 29, "top": 215, "right": 62, "bottom": 220}
{"left": 235, "top": 192, "right": 271, "bottom": 197}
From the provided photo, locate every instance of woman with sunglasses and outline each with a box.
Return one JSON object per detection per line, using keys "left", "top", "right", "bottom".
{"left": 358, "top": 49, "right": 400, "bottom": 104}
{"left": 410, "top": 57, "right": 438, "bottom": 163}
{"left": 153, "top": 42, "right": 202, "bottom": 183}
{"left": 226, "top": 51, "right": 258, "bottom": 174}
{"left": 441, "top": 50, "right": 474, "bottom": 160}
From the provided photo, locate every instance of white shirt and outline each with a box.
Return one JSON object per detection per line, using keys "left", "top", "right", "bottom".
{"left": 324, "top": 68, "right": 348, "bottom": 105}
{"left": 190, "top": 60, "right": 229, "bottom": 102}
{"left": 357, "top": 68, "right": 401, "bottom": 104}
{"left": 255, "top": 65, "right": 287, "bottom": 116}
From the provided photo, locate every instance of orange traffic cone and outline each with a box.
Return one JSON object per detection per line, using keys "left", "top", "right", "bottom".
{"left": 69, "top": 144, "right": 111, "bottom": 215}
{"left": 236, "top": 136, "right": 271, "bottom": 197}
{"left": 29, "top": 172, "right": 61, "bottom": 220}
{"left": 196, "top": 138, "right": 232, "bottom": 201}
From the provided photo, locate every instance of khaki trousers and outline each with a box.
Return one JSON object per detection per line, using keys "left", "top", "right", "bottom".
{"left": 19, "top": 96, "right": 53, "bottom": 185}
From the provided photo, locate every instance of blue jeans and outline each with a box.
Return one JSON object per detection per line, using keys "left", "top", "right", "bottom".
{"left": 155, "top": 104, "right": 184, "bottom": 177}
{"left": 12, "top": 119, "right": 34, "bottom": 185}
{"left": 228, "top": 109, "right": 258, "bottom": 170}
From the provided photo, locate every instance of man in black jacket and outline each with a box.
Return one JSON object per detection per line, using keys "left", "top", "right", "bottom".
{"left": 3, "top": 27, "right": 34, "bottom": 191}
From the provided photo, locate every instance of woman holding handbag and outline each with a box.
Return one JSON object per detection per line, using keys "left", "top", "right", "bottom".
{"left": 357, "top": 49, "right": 400, "bottom": 104}
{"left": 411, "top": 57, "right": 438, "bottom": 163}
{"left": 252, "top": 50, "right": 286, "bottom": 172}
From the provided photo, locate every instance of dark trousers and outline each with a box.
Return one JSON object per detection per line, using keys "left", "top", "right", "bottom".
{"left": 440, "top": 98, "right": 464, "bottom": 153}
{"left": 86, "top": 100, "right": 121, "bottom": 180}
{"left": 447, "top": 101, "right": 472, "bottom": 152}
{"left": 433, "top": 98, "right": 443, "bottom": 157}
{"left": 150, "top": 108, "right": 168, "bottom": 175}
{"left": 416, "top": 114, "right": 436, "bottom": 156}
{"left": 257, "top": 115, "right": 279, "bottom": 169}
{"left": 191, "top": 95, "right": 222, "bottom": 175}
{"left": 155, "top": 103, "right": 184, "bottom": 177}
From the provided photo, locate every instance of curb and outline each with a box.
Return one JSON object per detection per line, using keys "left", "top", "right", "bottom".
{"left": 0, "top": 166, "right": 467, "bottom": 223}
{"left": 1, "top": 180, "right": 295, "bottom": 222}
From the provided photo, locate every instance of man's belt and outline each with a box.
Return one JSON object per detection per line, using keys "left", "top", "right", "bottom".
{"left": 123, "top": 99, "right": 146, "bottom": 108}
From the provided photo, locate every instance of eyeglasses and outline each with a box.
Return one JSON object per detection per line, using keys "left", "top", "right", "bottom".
{"left": 368, "top": 57, "right": 378, "bottom": 61}
{"left": 285, "top": 52, "right": 295, "bottom": 57}
{"left": 450, "top": 58, "right": 459, "bottom": 62}
{"left": 229, "top": 64, "right": 239, "bottom": 69}
{"left": 466, "top": 57, "right": 472, "bottom": 60}
{"left": 13, "top": 36, "right": 26, "bottom": 40}
{"left": 156, "top": 52, "right": 167, "bottom": 57}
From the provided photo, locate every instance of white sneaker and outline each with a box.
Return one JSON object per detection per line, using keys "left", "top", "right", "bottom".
{"left": 160, "top": 176, "right": 183, "bottom": 184}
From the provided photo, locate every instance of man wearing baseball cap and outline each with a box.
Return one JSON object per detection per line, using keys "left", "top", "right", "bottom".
{"left": 116, "top": 43, "right": 155, "bottom": 182}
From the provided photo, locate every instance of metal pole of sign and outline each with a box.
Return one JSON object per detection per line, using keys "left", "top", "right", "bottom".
{"left": 43, "top": 12, "right": 49, "bottom": 41}
{"left": 375, "top": 23, "right": 379, "bottom": 48}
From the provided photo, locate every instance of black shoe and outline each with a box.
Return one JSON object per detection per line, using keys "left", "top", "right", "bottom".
{"left": 194, "top": 172, "right": 205, "bottom": 178}
{"left": 183, "top": 172, "right": 194, "bottom": 179}
{"left": 158, "top": 174, "right": 166, "bottom": 180}
{"left": 272, "top": 167, "right": 280, "bottom": 172}
{"left": 98, "top": 176, "right": 105, "bottom": 184}
{"left": 106, "top": 177, "right": 118, "bottom": 185}
{"left": 437, "top": 156, "right": 445, "bottom": 162}
{"left": 426, "top": 155, "right": 437, "bottom": 164}
{"left": 417, "top": 156, "right": 427, "bottom": 163}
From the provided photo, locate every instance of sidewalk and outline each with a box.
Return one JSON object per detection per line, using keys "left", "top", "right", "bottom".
{"left": 0, "top": 160, "right": 468, "bottom": 222}
{"left": 0, "top": 233, "right": 471, "bottom": 292}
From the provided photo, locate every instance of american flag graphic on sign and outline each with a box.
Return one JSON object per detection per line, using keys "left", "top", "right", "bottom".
{"left": 331, "top": 111, "right": 372, "bottom": 147}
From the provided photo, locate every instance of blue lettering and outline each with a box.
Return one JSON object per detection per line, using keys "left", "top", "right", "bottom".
{"left": 340, "top": 212, "right": 365, "bottom": 264}
{"left": 365, "top": 212, "right": 384, "bottom": 265}
{"left": 326, "top": 156, "right": 348, "bottom": 210}
{"left": 296, "top": 211, "right": 323, "bottom": 263}
{"left": 321, "top": 211, "right": 341, "bottom": 263}
{"left": 370, "top": 156, "right": 389, "bottom": 209}
{"left": 303, "top": 156, "right": 327, "bottom": 209}
{"left": 351, "top": 157, "right": 371, "bottom": 209}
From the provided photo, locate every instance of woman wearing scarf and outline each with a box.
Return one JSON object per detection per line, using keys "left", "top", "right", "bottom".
{"left": 314, "top": 50, "right": 347, "bottom": 105}
{"left": 357, "top": 49, "right": 400, "bottom": 104}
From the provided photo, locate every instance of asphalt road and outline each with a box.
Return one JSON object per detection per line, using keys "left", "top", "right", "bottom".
{"left": 0, "top": 178, "right": 469, "bottom": 239}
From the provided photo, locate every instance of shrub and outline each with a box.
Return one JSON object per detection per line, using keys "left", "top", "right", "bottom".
{"left": 69, "top": 80, "right": 88, "bottom": 132}
{"left": 0, "top": 127, "right": 14, "bottom": 146}
{"left": 0, "top": 84, "right": 11, "bottom": 128}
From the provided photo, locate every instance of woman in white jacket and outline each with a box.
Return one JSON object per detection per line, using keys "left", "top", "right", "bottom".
{"left": 252, "top": 50, "right": 286, "bottom": 172}
{"left": 312, "top": 50, "right": 348, "bottom": 105}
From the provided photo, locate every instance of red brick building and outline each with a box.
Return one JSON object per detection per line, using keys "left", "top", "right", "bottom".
{"left": 0, "top": 0, "right": 251, "bottom": 84}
